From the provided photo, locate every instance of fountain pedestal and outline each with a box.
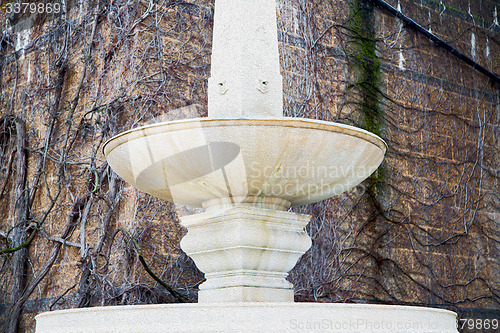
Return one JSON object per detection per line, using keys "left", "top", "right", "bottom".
{"left": 181, "top": 197, "right": 311, "bottom": 302}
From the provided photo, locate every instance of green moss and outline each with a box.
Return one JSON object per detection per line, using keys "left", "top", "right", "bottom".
{"left": 347, "top": 0, "right": 384, "bottom": 192}
{"left": 348, "top": 0, "right": 382, "bottom": 137}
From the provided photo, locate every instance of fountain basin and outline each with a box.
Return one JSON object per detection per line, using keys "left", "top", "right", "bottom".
{"left": 103, "top": 117, "right": 386, "bottom": 208}
{"left": 35, "top": 302, "right": 458, "bottom": 333}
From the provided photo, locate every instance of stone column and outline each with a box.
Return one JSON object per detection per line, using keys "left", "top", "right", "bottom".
{"left": 207, "top": 0, "right": 284, "bottom": 118}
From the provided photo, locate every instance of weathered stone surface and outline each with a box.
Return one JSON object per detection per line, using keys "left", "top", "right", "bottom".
{"left": 35, "top": 303, "right": 458, "bottom": 333}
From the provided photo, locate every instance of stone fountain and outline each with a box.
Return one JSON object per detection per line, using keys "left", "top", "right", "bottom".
{"left": 35, "top": 0, "right": 458, "bottom": 331}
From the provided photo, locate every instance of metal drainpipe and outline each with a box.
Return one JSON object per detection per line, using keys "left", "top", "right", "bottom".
{"left": 370, "top": 0, "right": 500, "bottom": 85}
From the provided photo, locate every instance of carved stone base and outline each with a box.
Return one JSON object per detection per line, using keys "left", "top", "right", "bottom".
{"left": 180, "top": 198, "right": 311, "bottom": 302}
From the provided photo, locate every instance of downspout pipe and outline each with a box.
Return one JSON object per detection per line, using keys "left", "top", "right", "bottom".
{"left": 370, "top": 0, "right": 500, "bottom": 85}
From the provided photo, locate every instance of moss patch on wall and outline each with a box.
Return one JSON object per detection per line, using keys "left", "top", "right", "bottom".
{"left": 346, "top": 0, "right": 384, "bottom": 188}
{"left": 347, "top": 0, "right": 381, "bottom": 135}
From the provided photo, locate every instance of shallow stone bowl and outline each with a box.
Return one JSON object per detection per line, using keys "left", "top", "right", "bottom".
{"left": 103, "top": 118, "right": 386, "bottom": 207}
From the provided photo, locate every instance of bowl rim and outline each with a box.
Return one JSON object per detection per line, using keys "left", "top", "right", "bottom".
{"left": 103, "top": 117, "right": 387, "bottom": 156}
